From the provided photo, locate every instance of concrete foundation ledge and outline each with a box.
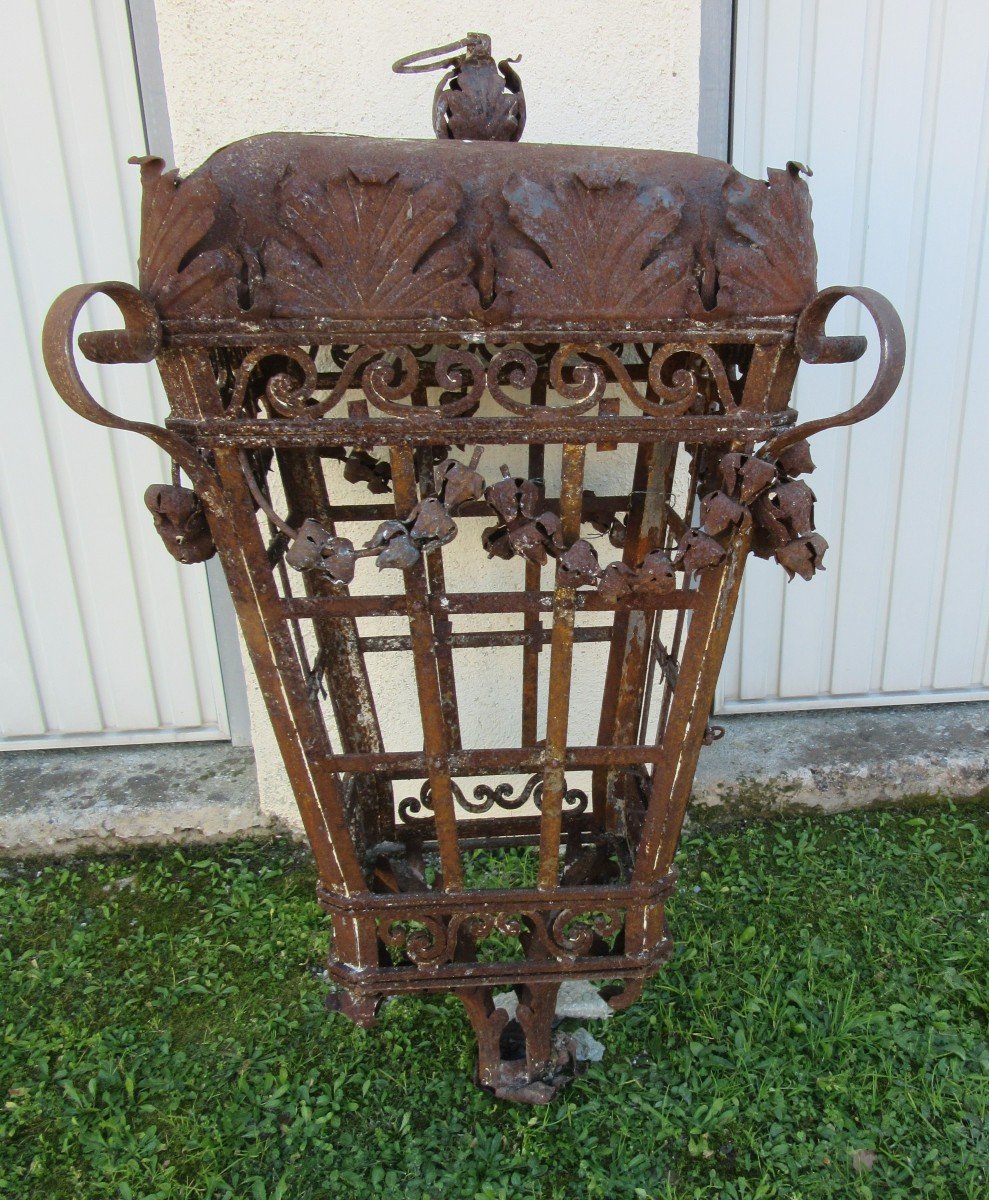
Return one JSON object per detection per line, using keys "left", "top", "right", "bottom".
{"left": 692, "top": 702, "right": 989, "bottom": 815}
{"left": 1, "top": 703, "right": 986, "bottom": 857}
{"left": 0, "top": 742, "right": 268, "bottom": 857}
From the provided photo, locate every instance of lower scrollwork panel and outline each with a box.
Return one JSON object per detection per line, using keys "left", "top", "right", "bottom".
{"left": 380, "top": 904, "right": 625, "bottom": 967}
{"left": 317, "top": 873, "right": 677, "bottom": 993}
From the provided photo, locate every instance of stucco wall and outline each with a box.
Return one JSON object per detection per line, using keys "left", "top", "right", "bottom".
{"left": 154, "top": 0, "right": 704, "bottom": 826}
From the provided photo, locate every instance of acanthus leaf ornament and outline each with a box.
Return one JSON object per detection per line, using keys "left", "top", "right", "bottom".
{"left": 262, "top": 167, "right": 476, "bottom": 319}
{"left": 498, "top": 171, "right": 688, "bottom": 319}
{"left": 130, "top": 156, "right": 240, "bottom": 317}
{"left": 715, "top": 162, "right": 818, "bottom": 316}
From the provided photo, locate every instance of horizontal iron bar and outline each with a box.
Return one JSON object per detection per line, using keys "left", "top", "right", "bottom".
{"left": 283, "top": 588, "right": 695, "bottom": 619}
{"left": 324, "top": 493, "right": 632, "bottom": 524}
{"left": 317, "top": 873, "right": 674, "bottom": 914}
{"left": 359, "top": 625, "right": 613, "bottom": 653}
{"left": 320, "top": 743, "right": 663, "bottom": 776}
{"left": 168, "top": 411, "right": 795, "bottom": 448}
{"left": 161, "top": 317, "right": 797, "bottom": 344}
{"left": 326, "top": 948, "right": 672, "bottom": 992}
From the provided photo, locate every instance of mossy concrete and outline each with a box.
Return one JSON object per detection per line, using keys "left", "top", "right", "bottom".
{"left": 692, "top": 701, "right": 989, "bottom": 816}
{"left": 0, "top": 743, "right": 267, "bottom": 857}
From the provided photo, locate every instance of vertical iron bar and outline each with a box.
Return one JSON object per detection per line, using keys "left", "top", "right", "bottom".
{"left": 412, "top": 382, "right": 463, "bottom": 750}
{"left": 590, "top": 444, "right": 647, "bottom": 827}
{"left": 537, "top": 442, "right": 586, "bottom": 890}
{"left": 521, "top": 373, "right": 547, "bottom": 745}
{"left": 636, "top": 443, "right": 683, "bottom": 746}
{"left": 653, "top": 445, "right": 703, "bottom": 742}
{"left": 154, "top": 350, "right": 370, "bottom": 908}
{"left": 389, "top": 445, "right": 464, "bottom": 889}
{"left": 277, "top": 447, "right": 395, "bottom": 845}
{"left": 632, "top": 523, "right": 752, "bottom": 938}
{"left": 425, "top": 551, "right": 462, "bottom": 750}
{"left": 597, "top": 442, "right": 676, "bottom": 832}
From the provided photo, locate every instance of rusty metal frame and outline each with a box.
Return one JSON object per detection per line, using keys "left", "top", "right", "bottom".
{"left": 42, "top": 38, "right": 905, "bottom": 1103}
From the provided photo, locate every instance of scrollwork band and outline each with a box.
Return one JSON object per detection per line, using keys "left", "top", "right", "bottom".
{"left": 226, "top": 341, "right": 740, "bottom": 422}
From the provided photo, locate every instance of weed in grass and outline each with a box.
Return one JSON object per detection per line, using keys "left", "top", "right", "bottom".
{"left": 0, "top": 804, "right": 987, "bottom": 1198}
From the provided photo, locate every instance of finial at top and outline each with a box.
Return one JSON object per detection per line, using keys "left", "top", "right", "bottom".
{"left": 393, "top": 33, "right": 526, "bottom": 142}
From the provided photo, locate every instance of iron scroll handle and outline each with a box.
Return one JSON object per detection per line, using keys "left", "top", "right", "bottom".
{"left": 762, "top": 285, "right": 906, "bottom": 458}
{"left": 41, "top": 282, "right": 219, "bottom": 501}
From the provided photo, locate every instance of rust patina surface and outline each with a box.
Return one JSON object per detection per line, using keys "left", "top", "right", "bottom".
{"left": 43, "top": 37, "right": 904, "bottom": 1102}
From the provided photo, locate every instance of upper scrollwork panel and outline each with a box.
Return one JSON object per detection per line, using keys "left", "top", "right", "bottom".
{"left": 223, "top": 341, "right": 739, "bottom": 423}
{"left": 716, "top": 163, "right": 818, "bottom": 317}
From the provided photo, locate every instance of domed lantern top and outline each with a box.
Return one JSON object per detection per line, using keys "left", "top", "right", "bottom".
{"left": 127, "top": 34, "right": 817, "bottom": 340}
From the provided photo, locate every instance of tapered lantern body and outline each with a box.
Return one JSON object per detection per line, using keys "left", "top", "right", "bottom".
{"left": 44, "top": 38, "right": 904, "bottom": 1101}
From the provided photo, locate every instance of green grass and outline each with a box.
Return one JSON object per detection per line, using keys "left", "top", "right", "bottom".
{"left": 1, "top": 803, "right": 987, "bottom": 1199}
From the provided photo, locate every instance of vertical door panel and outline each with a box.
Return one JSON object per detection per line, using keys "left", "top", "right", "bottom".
{"left": 0, "top": 0, "right": 228, "bottom": 746}
{"left": 723, "top": 0, "right": 989, "bottom": 711}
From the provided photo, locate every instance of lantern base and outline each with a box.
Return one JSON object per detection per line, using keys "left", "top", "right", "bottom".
{"left": 459, "top": 982, "right": 580, "bottom": 1104}
{"left": 474, "top": 1041, "right": 578, "bottom": 1106}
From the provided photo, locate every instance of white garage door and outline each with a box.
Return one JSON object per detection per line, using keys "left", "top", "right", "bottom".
{"left": 720, "top": 0, "right": 989, "bottom": 712}
{"left": 0, "top": 1, "right": 230, "bottom": 748}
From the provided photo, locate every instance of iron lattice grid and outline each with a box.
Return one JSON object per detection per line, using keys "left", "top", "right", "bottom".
{"left": 170, "top": 333, "right": 799, "bottom": 1003}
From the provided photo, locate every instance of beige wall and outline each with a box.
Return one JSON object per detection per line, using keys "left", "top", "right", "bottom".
{"left": 154, "top": 0, "right": 704, "bottom": 826}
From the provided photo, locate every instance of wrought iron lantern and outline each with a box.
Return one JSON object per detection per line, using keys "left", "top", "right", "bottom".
{"left": 43, "top": 37, "right": 904, "bottom": 1102}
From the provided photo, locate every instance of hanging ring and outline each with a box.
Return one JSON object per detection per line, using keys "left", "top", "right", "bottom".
{"left": 392, "top": 34, "right": 491, "bottom": 74}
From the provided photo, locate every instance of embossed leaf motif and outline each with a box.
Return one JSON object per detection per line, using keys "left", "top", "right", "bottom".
{"left": 716, "top": 162, "right": 817, "bottom": 315}
{"left": 499, "top": 170, "right": 687, "bottom": 317}
{"left": 263, "top": 167, "right": 475, "bottom": 318}
{"left": 131, "top": 156, "right": 239, "bottom": 317}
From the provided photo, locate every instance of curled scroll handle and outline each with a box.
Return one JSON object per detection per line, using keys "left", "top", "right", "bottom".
{"left": 41, "top": 282, "right": 220, "bottom": 504}
{"left": 762, "top": 285, "right": 906, "bottom": 459}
